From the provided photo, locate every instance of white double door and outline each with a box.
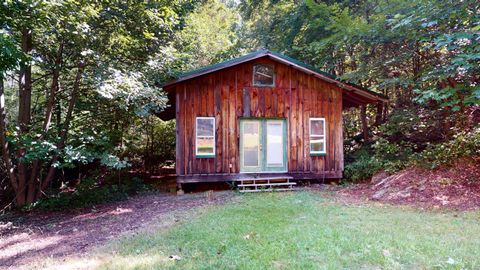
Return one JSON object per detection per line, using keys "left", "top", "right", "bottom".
{"left": 240, "top": 119, "right": 287, "bottom": 173}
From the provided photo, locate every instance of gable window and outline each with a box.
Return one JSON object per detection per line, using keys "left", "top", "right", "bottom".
{"left": 253, "top": 64, "right": 275, "bottom": 87}
{"left": 196, "top": 117, "right": 215, "bottom": 157}
{"left": 310, "top": 118, "right": 326, "bottom": 155}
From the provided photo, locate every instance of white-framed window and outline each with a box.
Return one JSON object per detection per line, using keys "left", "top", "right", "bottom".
{"left": 253, "top": 64, "right": 275, "bottom": 87}
{"left": 196, "top": 117, "right": 215, "bottom": 157}
{"left": 309, "top": 118, "right": 326, "bottom": 155}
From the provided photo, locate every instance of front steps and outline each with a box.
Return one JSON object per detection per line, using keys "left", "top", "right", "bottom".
{"left": 235, "top": 176, "right": 297, "bottom": 193}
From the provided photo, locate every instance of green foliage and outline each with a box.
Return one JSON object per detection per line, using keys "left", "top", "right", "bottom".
{"left": 29, "top": 176, "right": 147, "bottom": 211}
{"left": 151, "top": 120, "right": 176, "bottom": 164}
{"left": 413, "top": 127, "right": 480, "bottom": 169}
{"left": 239, "top": 0, "right": 480, "bottom": 107}
{"left": 0, "top": 31, "right": 22, "bottom": 74}
{"left": 100, "top": 154, "right": 130, "bottom": 170}
{"left": 0, "top": 0, "right": 204, "bottom": 206}
{"left": 344, "top": 154, "right": 383, "bottom": 183}
{"left": 175, "top": 0, "right": 239, "bottom": 68}
{"left": 371, "top": 138, "right": 414, "bottom": 173}
{"left": 126, "top": 118, "right": 176, "bottom": 168}
{"left": 97, "top": 69, "right": 168, "bottom": 116}
{"left": 344, "top": 107, "right": 479, "bottom": 180}
{"left": 376, "top": 109, "right": 420, "bottom": 139}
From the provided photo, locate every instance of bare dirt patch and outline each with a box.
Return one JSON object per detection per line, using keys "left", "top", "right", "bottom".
{"left": 338, "top": 158, "right": 480, "bottom": 210}
{"left": 0, "top": 191, "right": 235, "bottom": 270}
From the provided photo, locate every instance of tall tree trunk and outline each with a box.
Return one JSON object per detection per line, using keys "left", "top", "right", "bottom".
{"left": 41, "top": 61, "right": 85, "bottom": 192}
{"left": 18, "top": 28, "right": 32, "bottom": 134}
{"left": 0, "top": 76, "right": 19, "bottom": 194}
{"left": 383, "top": 89, "right": 389, "bottom": 122}
{"left": 374, "top": 102, "right": 384, "bottom": 126}
{"left": 360, "top": 105, "right": 369, "bottom": 142}
{"left": 16, "top": 27, "right": 33, "bottom": 206}
{"left": 27, "top": 42, "right": 64, "bottom": 203}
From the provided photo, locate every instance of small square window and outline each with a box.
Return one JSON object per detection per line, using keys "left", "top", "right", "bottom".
{"left": 253, "top": 64, "right": 275, "bottom": 87}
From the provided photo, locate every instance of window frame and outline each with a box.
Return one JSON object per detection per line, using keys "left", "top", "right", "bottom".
{"left": 309, "top": 118, "right": 326, "bottom": 156}
{"left": 195, "top": 117, "right": 215, "bottom": 158}
{"left": 252, "top": 64, "right": 275, "bottom": 87}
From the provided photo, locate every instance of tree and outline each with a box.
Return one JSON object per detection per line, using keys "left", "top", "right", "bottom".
{"left": 0, "top": 0, "right": 193, "bottom": 206}
{"left": 0, "top": 31, "right": 22, "bottom": 202}
{"left": 174, "top": 0, "right": 240, "bottom": 69}
{"left": 238, "top": 0, "right": 479, "bottom": 136}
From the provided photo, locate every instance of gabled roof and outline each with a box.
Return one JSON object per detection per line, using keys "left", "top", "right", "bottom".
{"left": 161, "top": 49, "right": 388, "bottom": 103}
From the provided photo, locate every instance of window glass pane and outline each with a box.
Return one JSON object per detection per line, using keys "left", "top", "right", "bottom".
{"left": 197, "top": 137, "right": 214, "bottom": 154}
{"left": 244, "top": 122, "right": 258, "bottom": 134}
{"left": 253, "top": 65, "right": 274, "bottom": 86}
{"left": 244, "top": 149, "right": 259, "bottom": 167}
{"left": 243, "top": 122, "right": 260, "bottom": 167}
{"left": 311, "top": 138, "right": 325, "bottom": 153}
{"left": 311, "top": 119, "right": 324, "bottom": 136}
{"left": 197, "top": 118, "right": 214, "bottom": 136}
{"left": 266, "top": 122, "right": 283, "bottom": 166}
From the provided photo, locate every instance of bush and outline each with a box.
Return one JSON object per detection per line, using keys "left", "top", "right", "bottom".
{"left": 413, "top": 127, "right": 480, "bottom": 169}
{"left": 371, "top": 138, "right": 416, "bottom": 173}
{"left": 343, "top": 156, "right": 383, "bottom": 183}
{"left": 28, "top": 176, "right": 148, "bottom": 211}
{"left": 126, "top": 118, "right": 176, "bottom": 170}
{"left": 343, "top": 145, "right": 383, "bottom": 183}
{"left": 342, "top": 107, "right": 478, "bottom": 183}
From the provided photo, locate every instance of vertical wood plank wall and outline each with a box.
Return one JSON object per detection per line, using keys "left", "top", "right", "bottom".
{"left": 172, "top": 57, "right": 343, "bottom": 178}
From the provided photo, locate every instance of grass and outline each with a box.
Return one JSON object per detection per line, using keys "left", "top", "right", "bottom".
{"left": 49, "top": 192, "right": 480, "bottom": 269}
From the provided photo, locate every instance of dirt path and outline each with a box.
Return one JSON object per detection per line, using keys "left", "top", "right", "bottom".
{"left": 0, "top": 191, "right": 235, "bottom": 270}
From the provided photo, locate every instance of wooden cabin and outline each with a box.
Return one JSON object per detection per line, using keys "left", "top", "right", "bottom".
{"left": 160, "top": 50, "right": 387, "bottom": 192}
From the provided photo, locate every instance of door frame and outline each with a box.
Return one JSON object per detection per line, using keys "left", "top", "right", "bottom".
{"left": 239, "top": 118, "right": 288, "bottom": 173}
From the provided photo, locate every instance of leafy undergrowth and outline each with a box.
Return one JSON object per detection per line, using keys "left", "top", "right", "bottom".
{"left": 344, "top": 113, "right": 480, "bottom": 183}
{"left": 39, "top": 192, "right": 480, "bottom": 269}
{"left": 27, "top": 176, "right": 148, "bottom": 211}
{"left": 342, "top": 158, "right": 480, "bottom": 210}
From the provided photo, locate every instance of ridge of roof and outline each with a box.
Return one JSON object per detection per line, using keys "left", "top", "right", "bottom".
{"left": 179, "top": 49, "right": 269, "bottom": 79}
{"left": 162, "top": 49, "right": 387, "bottom": 101}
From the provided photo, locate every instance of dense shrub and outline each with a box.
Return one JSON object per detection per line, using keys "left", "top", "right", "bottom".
{"left": 343, "top": 155, "right": 383, "bottom": 183}
{"left": 28, "top": 176, "right": 148, "bottom": 211}
{"left": 371, "top": 138, "right": 415, "bottom": 173}
{"left": 343, "top": 145, "right": 383, "bottom": 183}
{"left": 413, "top": 127, "right": 480, "bottom": 169}
{"left": 151, "top": 120, "right": 176, "bottom": 165}
{"left": 126, "top": 118, "right": 176, "bottom": 170}
{"left": 343, "top": 109, "right": 479, "bottom": 183}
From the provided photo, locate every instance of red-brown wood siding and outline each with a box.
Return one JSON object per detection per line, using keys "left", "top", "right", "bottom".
{"left": 172, "top": 57, "right": 343, "bottom": 178}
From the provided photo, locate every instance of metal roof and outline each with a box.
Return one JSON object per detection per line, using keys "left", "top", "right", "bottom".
{"left": 161, "top": 49, "right": 388, "bottom": 102}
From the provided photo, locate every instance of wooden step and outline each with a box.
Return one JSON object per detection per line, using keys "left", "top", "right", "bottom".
{"left": 235, "top": 175, "right": 297, "bottom": 193}
{"left": 238, "top": 182, "right": 297, "bottom": 187}
{"left": 240, "top": 188, "right": 297, "bottom": 193}
{"left": 233, "top": 176, "right": 293, "bottom": 181}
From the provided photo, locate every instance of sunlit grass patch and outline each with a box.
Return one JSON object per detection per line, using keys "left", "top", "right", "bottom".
{"left": 48, "top": 192, "right": 480, "bottom": 269}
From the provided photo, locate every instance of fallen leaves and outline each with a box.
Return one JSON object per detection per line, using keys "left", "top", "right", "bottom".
{"left": 341, "top": 159, "right": 480, "bottom": 210}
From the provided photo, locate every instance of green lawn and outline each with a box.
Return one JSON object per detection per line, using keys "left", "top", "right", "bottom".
{"left": 90, "top": 192, "right": 480, "bottom": 269}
